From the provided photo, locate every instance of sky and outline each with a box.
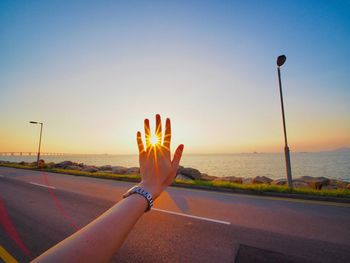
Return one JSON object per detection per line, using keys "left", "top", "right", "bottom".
{"left": 1, "top": 0, "right": 349, "bottom": 154}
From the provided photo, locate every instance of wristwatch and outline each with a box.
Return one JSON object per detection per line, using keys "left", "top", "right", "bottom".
{"left": 123, "top": 185, "right": 153, "bottom": 212}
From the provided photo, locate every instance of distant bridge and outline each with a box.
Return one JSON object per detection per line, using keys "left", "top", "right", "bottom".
{"left": 0, "top": 152, "right": 66, "bottom": 156}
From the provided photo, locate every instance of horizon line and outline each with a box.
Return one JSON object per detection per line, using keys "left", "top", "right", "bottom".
{"left": 1, "top": 147, "right": 349, "bottom": 157}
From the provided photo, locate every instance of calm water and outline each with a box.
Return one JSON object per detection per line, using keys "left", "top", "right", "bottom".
{"left": 1, "top": 152, "right": 349, "bottom": 181}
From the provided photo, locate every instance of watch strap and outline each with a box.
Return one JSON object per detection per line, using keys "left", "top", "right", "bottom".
{"left": 123, "top": 185, "right": 153, "bottom": 212}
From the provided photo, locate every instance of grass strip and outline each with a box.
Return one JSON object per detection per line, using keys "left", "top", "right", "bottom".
{"left": 1, "top": 163, "right": 350, "bottom": 199}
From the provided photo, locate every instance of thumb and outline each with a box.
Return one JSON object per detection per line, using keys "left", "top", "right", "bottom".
{"left": 171, "top": 144, "right": 184, "bottom": 170}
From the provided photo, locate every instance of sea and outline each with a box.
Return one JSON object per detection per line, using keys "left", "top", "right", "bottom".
{"left": 1, "top": 151, "right": 349, "bottom": 182}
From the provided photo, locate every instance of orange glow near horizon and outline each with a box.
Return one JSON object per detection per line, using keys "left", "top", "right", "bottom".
{"left": 1, "top": 1, "right": 350, "bottom": 155}
{"left": 0, "top": 120, "right": 349, "bottom": 154}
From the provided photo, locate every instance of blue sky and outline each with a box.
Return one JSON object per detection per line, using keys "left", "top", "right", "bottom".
{"left": 1, "top": 0, "right": 349, "bottom": 154}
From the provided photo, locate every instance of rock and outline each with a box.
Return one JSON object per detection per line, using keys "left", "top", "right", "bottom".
{"left": 38, "top": 159, "right": 45, "bottom": 168}
{"left": 299, "top": 176, "right": 330, "bottom": 190}
{"left": 321, "top": 185, "right": 337, "bottom": 190}
{"left": 271, "top": 178, "right": 287, "bottom": 185}
{"left": 200, "top": 173, "right": 218, "bottom": 181}
{"left": 82, "top": 166, "right": 99, "bottom": 173}
{"left": 112, "top": 166, "right": 128, "bottom": 174}
{"left": 179, "top": 167, "right": 202, "bottom": 180}
{"left": 99, "top": 170, "right": 113, "bottom": 174}
{"left": 214, "top": 176, "right": 243, "bottom": 184}
{"left": 329, "top": 179, "right": 348, "bottom": 189}
{"left": 46, "top": 162, "right": 56, "bottom": 168}
{"left": 177, "top": 166, "right": 184, "bottom": 174}
{"left": 126, "top": 167, "right": 140, "bottom": 175}
{"left": 313, "top": 177, "right": 330, "bottom": 187}
{"left": 176, "top": 173, "right": 193, "bottom": 181}
{"left": 242, "top": 177, "right": 253, "bottom": 184}
{"left": 55, "top": 161, "right": 74, "bottom": 168}
{"left": 66, "top": 165, "right": 82, "bottom": 171}
{"left": 252, "top": 176, "right": 273, "bottom": 184}
{"left": 99, "top": 165, "right": 112, "bottom": 171}
{"left": 298, "top": 176, "right": 314, "bottom": 181}
{"left": 292, "top": 180, "right": 309, "bottom": 188}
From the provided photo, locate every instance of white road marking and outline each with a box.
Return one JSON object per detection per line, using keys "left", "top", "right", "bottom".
{"left": 29, "top": 182, "right": 56, "bottom": 189}
{"left": 152, "top": 208, "right": 231, "bottom": 225}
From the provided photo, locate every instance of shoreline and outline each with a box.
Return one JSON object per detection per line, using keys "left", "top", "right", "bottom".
{"left": 1, "top": 160, "right": 350, "bottom": 202}
{"left": 1, "top": 151, "right": 349, "bottom": 181}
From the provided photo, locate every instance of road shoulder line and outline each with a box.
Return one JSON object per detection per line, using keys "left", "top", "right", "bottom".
{"left": 0, "top": 246, "right": 18, "bottom": 263}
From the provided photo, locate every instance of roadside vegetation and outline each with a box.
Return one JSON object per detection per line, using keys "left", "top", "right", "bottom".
{"left": 176, "top": 179, "right": 350, "bottom": 198}
{"left": 1, "top": 162, "right": 350, "bottom": 199}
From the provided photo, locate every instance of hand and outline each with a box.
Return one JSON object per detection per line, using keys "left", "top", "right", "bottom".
{"left": 137, "top": 114, "right": 184, "bottom": 200}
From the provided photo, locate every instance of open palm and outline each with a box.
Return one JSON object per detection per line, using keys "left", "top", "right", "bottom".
{"left": 137, "top": 114, "right": 184, "bottom": 199}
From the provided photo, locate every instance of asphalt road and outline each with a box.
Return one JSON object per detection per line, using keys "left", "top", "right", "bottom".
{"left": 0, "top": 167, "right": 349, "bottom": 263}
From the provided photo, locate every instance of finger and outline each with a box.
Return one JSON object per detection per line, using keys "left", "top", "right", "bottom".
{"left": 144, "top": 118, "right": 151, "bottom": 148}
{"left": 155, "top": 114, "right": 162, "bottom": 144}
{"left": 136, "top": 131, "right": 145, "bottom": 154}
{"left": 171, "top": 144, "right": 184, "bottom": 170}
{"left": 163, "top": 118, "right": 171, "bottom": 150}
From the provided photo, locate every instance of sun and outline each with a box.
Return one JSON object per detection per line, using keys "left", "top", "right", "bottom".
{"left": 149, "top": 133, "right": 160, "bottom": 146}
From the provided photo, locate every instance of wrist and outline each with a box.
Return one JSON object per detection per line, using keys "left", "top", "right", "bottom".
{"left": 128, "top": 193, "right": 148, "bottom": 211}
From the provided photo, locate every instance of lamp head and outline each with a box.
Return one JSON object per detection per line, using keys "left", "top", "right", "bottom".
{"left": 277, "top": 55, "right": 287, "bottom": 67}
{"left": 30, "top": 121, "right": 38, "bottom": 124}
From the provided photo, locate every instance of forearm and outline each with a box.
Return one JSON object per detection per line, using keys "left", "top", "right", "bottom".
{"left": 33, "top": 115, "right": 183, "bottom": 263}
{"left": 32, "top": 194, "right": 148, "bottom": 263}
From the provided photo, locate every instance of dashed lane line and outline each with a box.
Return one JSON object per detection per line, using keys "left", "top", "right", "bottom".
{"left": 153, "top": 208, "right": 231, "bottom": 225}
{"left": 9, "top": 177, "right": 229, "bottom": 225}
{"left": 29, "top": 182, "right": 56, "bottom": 190}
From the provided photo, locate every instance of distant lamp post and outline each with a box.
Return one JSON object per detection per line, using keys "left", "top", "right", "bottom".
{"left": 30, "top": 121, "right": 43, "bottom": 167}
{"left": 276, "top": 55, "right": 293, "bottom": 188}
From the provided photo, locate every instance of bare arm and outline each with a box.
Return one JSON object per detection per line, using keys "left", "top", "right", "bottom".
{"left": 33, "top": 115, "right": 184, "bottom": 263}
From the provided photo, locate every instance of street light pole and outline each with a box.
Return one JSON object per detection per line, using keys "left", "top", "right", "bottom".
{"left": 276, "top": 55, "right": 293, "bottom": 189}
{"left": 30, "top": 121, "right": 43, "bottom": 167}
